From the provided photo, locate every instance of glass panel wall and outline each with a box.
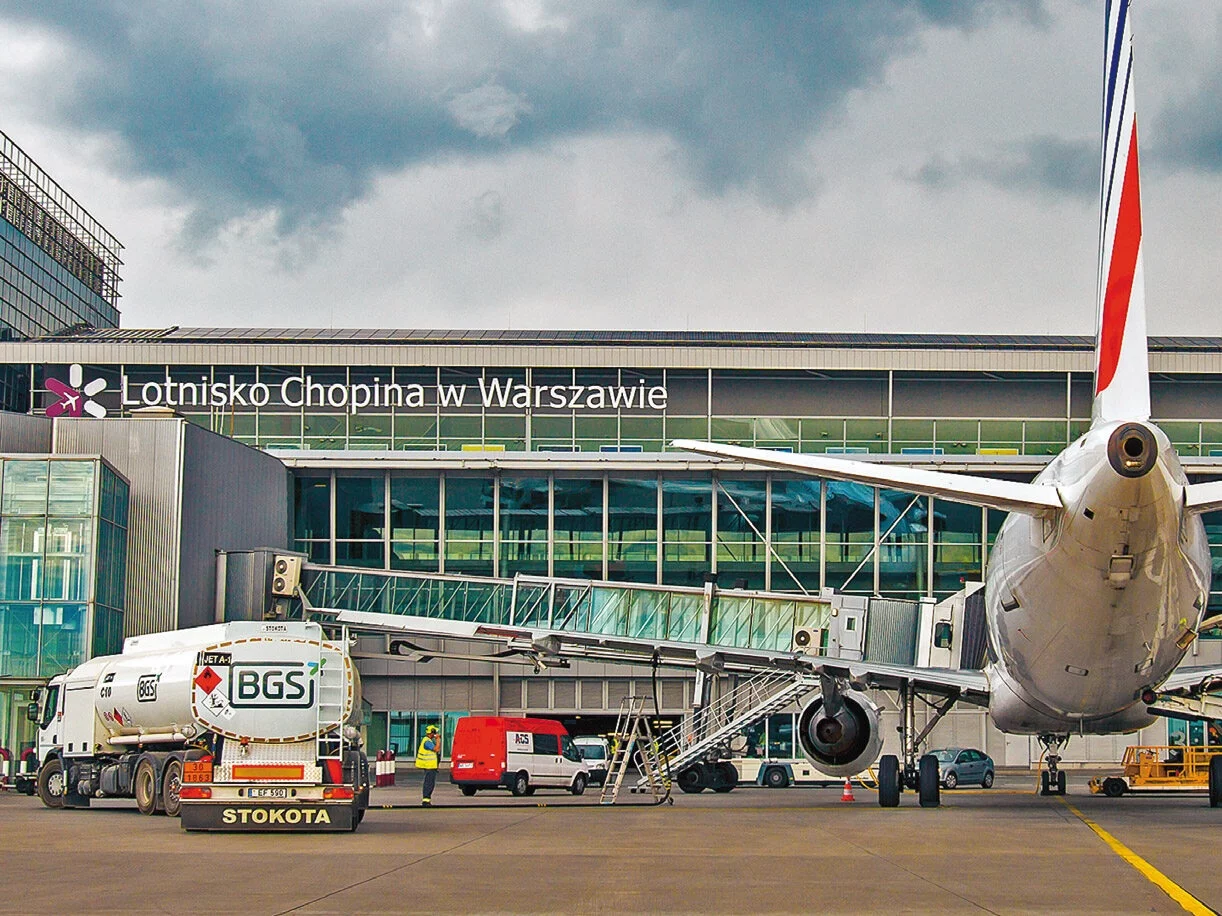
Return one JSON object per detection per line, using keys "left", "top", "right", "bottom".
{"left": 716, "top": 478, "right": 766, "bottom": 590}
{"left": 661, "top": 478, "right": 711, "bottom": 587}
{"left": 553, "top": 478, "right": 603, "bottom": 579}
{"left": 500, "top": 477, "right": 548, "bottom": 576}
{"left": 0, "top": 458, "right": 128, "bottom": 677}
{"left": 390, "top": 476, "right": 440, "bottom": 572}
{"left": 608, "top": 478, "right": 656, "bottom": 583}
{"left": 445, "top": 477, "right": 494, "bottom": 576}
{"left": 770, "top": 479, "right": 820, "bottom": 593}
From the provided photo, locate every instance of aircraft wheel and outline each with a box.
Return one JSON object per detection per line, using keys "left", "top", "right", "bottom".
{"left": 1056, "top": 770, "right": 1067, "bottom": 795}
{"left": 918, "top": 754, "right": 941, "bottom": 808}
{"left": 1040, "top": 770, "right": 1052, "bottom": 796}
{"left": 878, "top": 755, "right": 900, "bottom": 808}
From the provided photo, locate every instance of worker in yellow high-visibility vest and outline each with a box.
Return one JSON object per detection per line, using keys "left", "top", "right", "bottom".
{"left": 416, "top": 725, "right": 440, "bottom": 806}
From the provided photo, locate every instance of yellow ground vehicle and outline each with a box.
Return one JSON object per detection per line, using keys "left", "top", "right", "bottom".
{"left": 1089, "top": 745, "right": 1222, "bottom": 796}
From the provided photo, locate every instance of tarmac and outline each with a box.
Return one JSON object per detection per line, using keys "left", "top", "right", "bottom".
{"left": 2, "top": 768, "right": 1219, "bottom": 915}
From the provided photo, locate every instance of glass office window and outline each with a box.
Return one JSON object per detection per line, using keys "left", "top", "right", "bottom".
{"left": 661, "top": 478, "right": 711, "bottom": 586}
{"left": 879, "top": 490, "right": 927, "bottom": 597}
{"left": 47, "top": 461, "right": 95, "bottom": 516}
{"left": 2, "top": 460, "right": 47, "bottom": 515}
{"left": 771, "top": 479, "right": 821, "bottom": 593}
{"left": 445, "top": 476, "right": 494, "bottom": 576}
{"left": 608, "top": 478, "right": 657, "bottom": 583}
{"left": 933, "top": 499, "right": 985, "bottom": 594}
{"left": 553, "top": 478, "right": 604, "bottom": 579}
{"left": 824, "top": 480, "right": 875, "bottom": 593}
{"left": 716, "top": 478, "right": 766, "bottom": 589}
{"left": 500, "top": 477, "right": 549, "bottom": 576}
{"left": 390, "top": 476, "right": 440, "bottom": 572}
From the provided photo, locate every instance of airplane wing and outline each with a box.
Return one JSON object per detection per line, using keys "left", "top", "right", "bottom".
{"left": 672, "top": 440, "right": 1062, "bottom": 516}
{"left": 1183, "top": 480, "right": 1222, "bottom": 515}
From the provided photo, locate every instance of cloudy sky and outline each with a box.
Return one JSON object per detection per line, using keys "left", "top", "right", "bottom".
{"left": 1, "top": 1, "right": 1219, "bottom": 334}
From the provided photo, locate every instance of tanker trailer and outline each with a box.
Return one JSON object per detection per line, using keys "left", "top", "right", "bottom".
{"left": 25, "top": 620, "right": 369, "bottom": 832}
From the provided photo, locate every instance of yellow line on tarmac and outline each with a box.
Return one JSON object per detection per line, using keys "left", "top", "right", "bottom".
{"left": 1059, "top": 799, "right": 1215, "bottom": 915}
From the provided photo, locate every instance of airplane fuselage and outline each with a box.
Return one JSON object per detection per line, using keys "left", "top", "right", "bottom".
{"left": 984, "top": 420, "right": 1211, "bottom": 735}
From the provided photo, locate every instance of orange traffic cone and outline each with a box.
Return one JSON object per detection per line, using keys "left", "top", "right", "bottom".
{"left": 841, "top": 778, "right": 855, "bottom": 802}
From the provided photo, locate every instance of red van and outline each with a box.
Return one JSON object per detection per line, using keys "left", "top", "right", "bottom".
{"left": 450, "top": 716, "right": 592, "bottom": 797}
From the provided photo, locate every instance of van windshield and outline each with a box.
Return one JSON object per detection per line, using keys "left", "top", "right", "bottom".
{"left": 577, "top": 745, "right": 606, "bottom": 760}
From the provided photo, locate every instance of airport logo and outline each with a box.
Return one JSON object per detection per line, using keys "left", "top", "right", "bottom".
{"left": 46, "top": 364, "right": 107, "bottom": 418}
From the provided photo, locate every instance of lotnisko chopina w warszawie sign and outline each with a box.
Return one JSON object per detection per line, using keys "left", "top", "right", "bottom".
{"left": 43, "top": 365, "right": 669, "bottom": 416}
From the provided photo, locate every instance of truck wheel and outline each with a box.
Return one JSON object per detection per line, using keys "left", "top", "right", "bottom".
{"left": 161, "top": 759, "right": 183, "bottom": 817}
{"left": 878, "top": 754, "right": 900, "bottom": 808}
{"left": 461, "top": 786, "right": 478, "bottom": 797}
{"left": 510, "top": 772, "right": 530, "bottom": 797}
{"left": 37, "top": 758, "right": 64, "bottom": 809}
{"left": 134, "top": 759, "right": 159, "bottom": 815}
{"left": 1103, "top": 777, "right": 1126, "bottom": 798}
{"left": 570, "top": 773, "right": 587, "bottom": 796}
{"left": 763, "top": 766, "right": 789, "bottom": 789}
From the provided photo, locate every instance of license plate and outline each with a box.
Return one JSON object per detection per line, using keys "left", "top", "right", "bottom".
{"left": 455, "top": 762, "right": 474, "bottom": 770}
{"left": 247, "top": 787, "right": 289, "bottom": 799}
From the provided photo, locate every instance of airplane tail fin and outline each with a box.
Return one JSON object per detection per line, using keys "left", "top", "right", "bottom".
{"left": 1092, "top": 0, "right": 1150, "bottom": 424}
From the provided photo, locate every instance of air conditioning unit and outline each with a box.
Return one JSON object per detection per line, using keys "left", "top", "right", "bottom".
{"left": 792, "top": 626, "right": 825, "bottom": 654}
{"left": 271, "top": 554, "right": 303, "bottom": 597}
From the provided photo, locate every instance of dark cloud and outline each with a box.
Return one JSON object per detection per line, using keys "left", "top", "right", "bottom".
{"left": 1153, "top": 68, "right": 1222, "bottom": 173}
{"left": 2, "top": 0, "right": 1049, "bottom": 239}
{"left": 905, "top": 135, "right": 1097, "bottom": 197}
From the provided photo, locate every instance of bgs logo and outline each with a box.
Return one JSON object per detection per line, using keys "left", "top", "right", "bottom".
{"left": 137, "top": 674, "right": 159, "bottom": 703}
{"left": 229, "top": 662, "right": 314, "bottom": 708}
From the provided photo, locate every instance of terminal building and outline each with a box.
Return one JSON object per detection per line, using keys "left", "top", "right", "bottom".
{"left": 1, "top": 133, "right": 1221, "bottom": 774}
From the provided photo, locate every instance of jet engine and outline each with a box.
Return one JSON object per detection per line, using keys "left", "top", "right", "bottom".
{"left": 796, "top": 690, "right": 883, "bottom": 778}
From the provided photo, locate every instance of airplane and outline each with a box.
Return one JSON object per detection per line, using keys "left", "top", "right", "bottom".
{"left": 673, "top": 0, "right": 1222, "bottom": 802}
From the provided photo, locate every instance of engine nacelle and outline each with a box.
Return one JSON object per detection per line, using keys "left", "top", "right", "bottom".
{"left": 796, "top": 691, "right": 883, "bottom": 778}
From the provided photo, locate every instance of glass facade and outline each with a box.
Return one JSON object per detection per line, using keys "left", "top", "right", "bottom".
{"left": 0, "top": 132, "right": 122, "bottom": 412}
{"left": 0, "top": 456, "right": 128, "bottom": 768}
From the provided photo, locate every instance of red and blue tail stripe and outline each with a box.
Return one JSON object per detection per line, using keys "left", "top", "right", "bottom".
{"left": 1093, "top": 0, "right": 1149, "bottom": 423}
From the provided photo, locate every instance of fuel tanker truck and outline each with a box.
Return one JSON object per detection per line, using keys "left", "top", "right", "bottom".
{"left": 23, "top": 620, "right": 370, "bottom": 831}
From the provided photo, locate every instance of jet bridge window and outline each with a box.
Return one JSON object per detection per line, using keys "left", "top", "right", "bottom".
{"left": 934, "top": 622, "right": 953, "bottom": 649}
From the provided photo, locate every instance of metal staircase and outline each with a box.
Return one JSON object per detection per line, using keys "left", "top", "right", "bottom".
{"left": 651, "top": 670, "right": 818, "bottom": 781}
{"left": 314, "top": 635, "right": 348, "bottom": 766}
{"left": 600, "top": 696, "right": 670, "bottom": 805}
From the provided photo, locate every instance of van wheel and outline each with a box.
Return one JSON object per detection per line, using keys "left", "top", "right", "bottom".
{"left": 37, "top": 758, "right": 64, "bottom": 809}
{"left": 570, "top": 773, "right": 587, "bottom": 796}
{"left": 461, "top": 786, "right": 478, "bottom": 797}
{"left": 134, "top": 758, "right": 159, "bottom": 815}
{"left": 511, "top": 772, "right": 530, "bottom": 797}
{"left": 162, "top": 758, "right": 183, "bottom": 817}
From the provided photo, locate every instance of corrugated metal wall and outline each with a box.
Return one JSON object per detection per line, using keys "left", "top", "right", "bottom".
{"left": 0, "top": 412, "right": 51, "bottom": 452}
{"left": 54, "top": 417, "right": 185, "bottom": 637}
{"left": 863, "top": 598, "right": 920, "bottom": 665}
{"left": 178, "top": 424, "right": 289, "bottom": 629}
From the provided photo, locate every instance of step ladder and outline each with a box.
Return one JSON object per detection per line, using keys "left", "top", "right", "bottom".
{"left": 315, "top": 629, "right": 349, "bottom": 767}
{"left": 600, "top": 696, "right": 670, "bottom": 805}
{"left": 644, "top": 670, "right": 818, "bottom": 787}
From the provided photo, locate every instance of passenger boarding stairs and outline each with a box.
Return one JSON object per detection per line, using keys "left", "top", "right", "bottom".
{"left": 315, "top": 637, "right": 349, "bottom": 766}
{"left": 647, "top": 670, "right": 818, "bottom": 784}
{"left": 600, "top": 696, "right": 670, "bottom": 805}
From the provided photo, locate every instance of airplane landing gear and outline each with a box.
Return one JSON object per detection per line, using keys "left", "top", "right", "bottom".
{"left": 877, "top": 679, "right": 959, "bottom": 808}
{"left": 1038, "top": 734, "right": 1069, "bottom": 795}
